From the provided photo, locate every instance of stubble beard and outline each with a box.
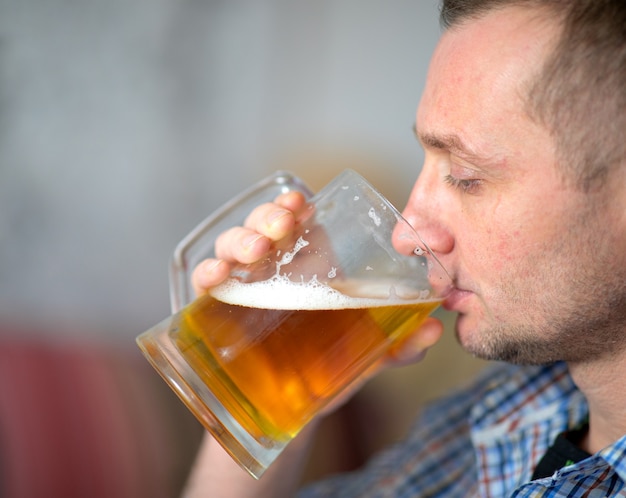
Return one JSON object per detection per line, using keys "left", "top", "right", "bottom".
{"left": 459, "top": 281, "right": 626, "bottom": 366}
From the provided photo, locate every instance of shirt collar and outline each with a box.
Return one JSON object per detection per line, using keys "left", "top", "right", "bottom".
{"left": 598, "top": 434, "right": 626, "bottom": 483}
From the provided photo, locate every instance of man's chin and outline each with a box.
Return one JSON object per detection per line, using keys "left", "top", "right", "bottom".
{"left": 453, "top": 315, "right": 553, "bottom": 365}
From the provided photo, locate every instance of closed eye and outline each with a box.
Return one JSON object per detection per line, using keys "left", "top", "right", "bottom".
{"left": 444, "top": 174, "right": 483, "bottom": 194}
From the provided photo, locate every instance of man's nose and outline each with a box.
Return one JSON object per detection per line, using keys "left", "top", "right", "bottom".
{"left": 400, "top": 167, "right": 454, "bottom": 257}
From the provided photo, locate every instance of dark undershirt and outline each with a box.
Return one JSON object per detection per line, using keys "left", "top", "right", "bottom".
{"left": 532, "top": 423, "right": 591, "bottom": 480}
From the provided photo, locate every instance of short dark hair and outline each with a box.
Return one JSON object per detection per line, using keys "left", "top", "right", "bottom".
{"left": 439, "top": 0, "right": 626, "bottom": 191}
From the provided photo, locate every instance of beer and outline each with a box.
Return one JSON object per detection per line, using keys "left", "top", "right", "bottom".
{"left": 172, "top": 277, "right": 440, "bottom": 445}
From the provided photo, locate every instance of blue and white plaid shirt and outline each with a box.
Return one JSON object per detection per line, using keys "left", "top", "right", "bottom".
{"left": 299, "top": 362, "right": 626, "bottom": 497}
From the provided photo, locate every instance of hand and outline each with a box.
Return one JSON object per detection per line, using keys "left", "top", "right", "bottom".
{"left": 191, "top": 190, "right": 309, "bottom": 295}
{"left": 190, "top": 189, "right": 443, "bottom": 411}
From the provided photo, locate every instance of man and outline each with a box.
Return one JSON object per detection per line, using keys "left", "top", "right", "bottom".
{"left": 183, "top": 0, "right": 626, "bottom": 496}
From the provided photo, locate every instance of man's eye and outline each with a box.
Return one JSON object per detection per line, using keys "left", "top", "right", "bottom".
{"left": 444, "top": 174, "right": 483, "bottom": 194}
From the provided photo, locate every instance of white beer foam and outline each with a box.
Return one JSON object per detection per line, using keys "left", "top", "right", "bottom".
{"left": 210, "top": 276, "right": 435, "bottom": 311}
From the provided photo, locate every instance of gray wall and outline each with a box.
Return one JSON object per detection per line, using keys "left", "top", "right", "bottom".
{"left": 0, "top": 1, "right": 441, "bottom": 340}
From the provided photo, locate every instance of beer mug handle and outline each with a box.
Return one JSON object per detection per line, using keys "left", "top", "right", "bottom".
{"left": 169, "top": 171, "right": 314, "bottom": 313}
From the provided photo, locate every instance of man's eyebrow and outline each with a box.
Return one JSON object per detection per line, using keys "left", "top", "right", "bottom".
{"left": 412, "top": 124, "right": 469, "bottom": 155}
{"left": 412, "top": 124, "right": 490, "bottom": 162}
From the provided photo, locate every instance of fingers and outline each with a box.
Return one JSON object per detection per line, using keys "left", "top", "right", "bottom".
{"left": 214, "top": 227, "right": 273, "bottom": 264}
{"left": 273, "top": 191, "right": 308, "bottom": 217}
{"left": 191, "top": 190, "right": 309, "bottom": 297}
{"left": 192, "top": 259, "right": 231, "bottom": 297}
{"left": 242, "top": 204, "right": 296, "bottom": 244}
{"left": 384, "top": 317, "right": 444, "bottom": 367}
{"left": 214, "top": 191, "right": 307, "bottom": 262}
{"left": 243, "top": 191, "right": 308, "bottom": 236}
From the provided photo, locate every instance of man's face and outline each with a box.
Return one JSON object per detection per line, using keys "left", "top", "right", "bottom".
{"left": 404, "top": 7, "right": 626, "bottom": 364}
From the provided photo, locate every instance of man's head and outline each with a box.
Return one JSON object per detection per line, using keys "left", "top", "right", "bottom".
{"left": 402, "top": 1, "right": 626, "bottom": 365}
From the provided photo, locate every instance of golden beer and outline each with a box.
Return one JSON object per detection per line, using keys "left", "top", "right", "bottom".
{"left": 172, "top": 277, "right": 440, "bottom": 444}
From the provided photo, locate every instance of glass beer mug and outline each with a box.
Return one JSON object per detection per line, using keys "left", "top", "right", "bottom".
{"left": 136, "top": 169, "right": 449, "bottom": 478}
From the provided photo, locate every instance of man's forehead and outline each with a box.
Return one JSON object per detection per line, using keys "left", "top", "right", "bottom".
{"left": 416, "top": 5, "right": 558, "bottom": 149}
{"left": 433, "top": 4, "right": 559, "bottom": 73}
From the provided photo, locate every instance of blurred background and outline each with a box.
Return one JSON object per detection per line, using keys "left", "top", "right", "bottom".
{"left": 0, "top": 1, "right": 487, "bottom": 496}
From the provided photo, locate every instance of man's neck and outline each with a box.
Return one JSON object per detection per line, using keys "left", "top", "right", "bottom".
{"left": 568, "top": 352, "right": 626, "bottom": 454}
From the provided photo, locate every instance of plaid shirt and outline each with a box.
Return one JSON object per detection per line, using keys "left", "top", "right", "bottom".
{"left": 298, "top": 362, "right": 626, "bottom": 497}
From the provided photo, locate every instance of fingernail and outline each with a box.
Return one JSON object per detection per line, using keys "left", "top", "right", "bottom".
{"left": 267, "top": 209, "right": 289, "bottom": 226}
{"left": 243, "top": 234, "right": 264, "bottom": 248}
{"left": 203, "top": 259, "right": 224, "bottom": 274}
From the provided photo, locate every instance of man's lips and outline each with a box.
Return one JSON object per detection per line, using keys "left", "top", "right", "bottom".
{"left": 442, "top": 287, "right": 473, "bottom": 311}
